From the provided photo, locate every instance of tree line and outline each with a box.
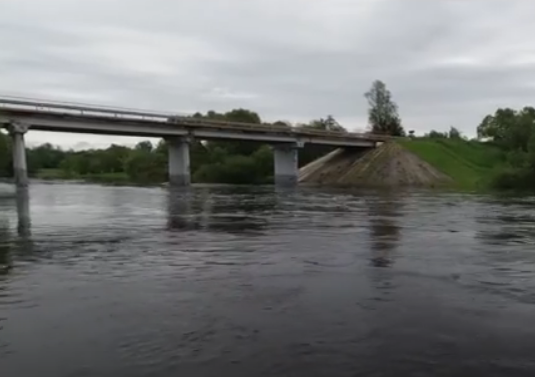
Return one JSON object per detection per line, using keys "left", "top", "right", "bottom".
{"left": 476, "top": 106, "right": 535, "bottom": 190}
{"left": 0, "top": 81, "right": 405, "bottom": 184}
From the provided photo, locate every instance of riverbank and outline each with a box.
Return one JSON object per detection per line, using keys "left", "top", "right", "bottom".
{"left": 36, "top": 169, "right": 133, "bottom": 185}
{"left": 18, "top": 138, "right": 510, "bottom": 191}
{"left": 299, "top": 138, "right": 507, "bottom": 191}
{"left": 399, "top": 138, "right": 505, "bottom": 190}
{"left": 34, "top": 169, "right": 274, "bottom": 186}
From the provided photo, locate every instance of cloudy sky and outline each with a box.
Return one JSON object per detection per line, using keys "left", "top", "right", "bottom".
{"left": 1, "top": 0, "right": 535, "bottom": 149}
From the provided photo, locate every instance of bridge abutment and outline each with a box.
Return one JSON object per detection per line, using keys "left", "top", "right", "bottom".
{"left": 8, "top": 122, "right": 29, "bottom": 188}
{"left": 273, "top": 143, "right": 300, "bottom": 187}
{"left": 168, "top": 137, "right": 191, "bottom": 187}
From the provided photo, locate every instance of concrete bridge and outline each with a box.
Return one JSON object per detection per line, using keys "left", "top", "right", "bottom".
{"left": 0, "top": 96, "right": 387, "bottom": 187}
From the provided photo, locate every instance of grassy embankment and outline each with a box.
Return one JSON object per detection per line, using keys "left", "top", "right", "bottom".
{"left": 36, "top": 169, "right": 130, "bottom": 184}
{"left": 398, "top": 138, "right": 506, "bottom": 191}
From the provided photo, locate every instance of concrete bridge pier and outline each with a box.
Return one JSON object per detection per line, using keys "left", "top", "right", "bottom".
{"left": 273, "top": 143, "right": 300, "bottom": 187}
{"left": 167, "top": 137, "right": 191, "bottom": 187}
{"left": 8, "top": 122, "right": 29, "bottom": 188}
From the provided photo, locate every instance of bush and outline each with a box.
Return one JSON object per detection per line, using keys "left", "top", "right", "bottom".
{"left": 194, "top": 146, "right": 274, "bottom": 185}
{"left": 125, "top": 149, "right": 166, "bottom": 183}
{"left": 194, "top": 155, "right": 257, "bottom": 184}
{"left": 506, "top": 149, "right": 529, "bottom": 169}
{"left": 489, "top": 168, "right": 535, "bottom": 191}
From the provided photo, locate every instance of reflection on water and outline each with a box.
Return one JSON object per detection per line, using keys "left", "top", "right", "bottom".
{"left": 0, "top": 219, "right": 12, "bottom": 274}
{"left": 15, "top": 189, "right": 31, "bottom": 239}
{"left": 2, "top": 183, "right": 535, "bottom": 377}
{"left": 366, "top": 193, "right": 403, "bottom": 267}
{"left": 166, "top": 187, "right": 274, "bottom": 234}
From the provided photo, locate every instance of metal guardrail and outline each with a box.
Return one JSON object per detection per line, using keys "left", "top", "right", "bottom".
{"left": 0, "top": 95, "right": 389, "bottom": 140}
{"left": 0, "top": 96, "right": 176, "bottom": 121}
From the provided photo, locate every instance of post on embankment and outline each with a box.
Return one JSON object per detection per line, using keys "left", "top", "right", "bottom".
{"left": 7, "top": 121, "right": 29, "bottom": 188}
{"left": 167, "top": 136, "right": 191, "bottom": 187}
{"left": 273, "top": 142, "right": 302, "bottom": 187}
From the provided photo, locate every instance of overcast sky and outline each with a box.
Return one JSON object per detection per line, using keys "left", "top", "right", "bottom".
{"left": 1, "top": 0, "right": 535, "bottom": 149}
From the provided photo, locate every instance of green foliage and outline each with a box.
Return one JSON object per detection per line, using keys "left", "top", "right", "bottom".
{"left": 425, "top": 130, "right": 449, "bottom": 139}
{"left": 474, "top": 106, "right": 535, "bottom": 190}
{"left": 489, "top": 168, "right": 534, "bottom": 191}
{"left": 300, "top": 115, "right": 346, "bottom": 132}
{"left": 193, "top": 144, "right": 274, "bottom": 185}
{"left": 477, "top": 107, "right": 535, "bottom": 151}
{"left": 448, "top": 126, "right": 462, "bottom": 139}
{"left": 37, "top": 168, "right": 68, "bottom": 180}
{"left": 195, "top": 155, "right": 265, "bottom": 184}
{"left": 364, "top": 80, "right": 405, "bottom": 136}
{"left": 196, "top": 109, "right": 263, "bottom": 156}
{"left": 505, "top": 149, "right": 528, "bottom": 169}
{"left": 134, "top": 141, "right": 153, "bottom": 153}
{"left": 82, "top": 172, "right": 130, "bottom": 185}
{"left": 423, "top": 127, "right": 463, "bottom": 140}
{"left": 404, "top": 105, "right": 535, "bottom": 192}
{"left": 125, "top": 146, "right": 166, "bottom": 183}
{"left": 28, "top": 143, "right": 64, "bottom": 170}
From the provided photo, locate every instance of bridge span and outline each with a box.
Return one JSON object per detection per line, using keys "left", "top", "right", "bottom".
{"left": 0, "top": 96, "right": 387, "bottom": 187}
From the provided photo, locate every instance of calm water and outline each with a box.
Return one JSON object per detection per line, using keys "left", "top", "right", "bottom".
{"left": 1, "top": 183, "right": 535, "bottom": 376}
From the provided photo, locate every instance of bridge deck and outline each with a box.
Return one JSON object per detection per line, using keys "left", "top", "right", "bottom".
{"left": 0, "top": 96, "right": 388, "bottom": 146}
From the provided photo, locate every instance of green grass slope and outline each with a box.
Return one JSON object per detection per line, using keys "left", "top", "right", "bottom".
{"left": 398, "top": 138, "right": 505, "bottom": 190}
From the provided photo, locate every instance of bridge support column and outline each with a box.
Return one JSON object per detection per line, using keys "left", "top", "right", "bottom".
{"left": 273, "top": 143, "right": 299, "bottom": 187}
{"left": 8, "top": 122, "right": 29, "bottom": 188}
{"left": 168, "top": 137, "right": 191, "bottom": 187}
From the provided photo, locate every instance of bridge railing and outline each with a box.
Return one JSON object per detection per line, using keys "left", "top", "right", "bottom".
{"left": 0, "top": 95, "right": 390, "bottom": 141}
{"left": 0, "top": 96, "right": 176, "bottom": 122}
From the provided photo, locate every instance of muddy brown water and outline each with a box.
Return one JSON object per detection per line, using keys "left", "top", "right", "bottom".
{"left": 1, "top": 183, "right": 535, "bottom": 377}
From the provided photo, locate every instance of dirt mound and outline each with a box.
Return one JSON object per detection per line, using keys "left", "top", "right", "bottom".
{"left": 299, "top": 142, "right": 452, "bottom": 187}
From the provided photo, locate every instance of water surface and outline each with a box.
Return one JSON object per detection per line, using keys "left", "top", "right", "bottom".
{"left": 1, "top": 183, "right": 535, "bottom": 376}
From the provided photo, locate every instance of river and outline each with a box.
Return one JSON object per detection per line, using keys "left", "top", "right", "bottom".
{"left": 1, "top": 182, "right": 535, "bottom": 376}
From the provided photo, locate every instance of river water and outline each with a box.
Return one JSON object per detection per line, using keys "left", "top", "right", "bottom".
{"left": 1, "top": 183, "right": 535, "bottom": 376}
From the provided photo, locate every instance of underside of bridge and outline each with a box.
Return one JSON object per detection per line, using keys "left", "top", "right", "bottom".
{"left": 166, "top": 136, "right": 300, "bottom": 187}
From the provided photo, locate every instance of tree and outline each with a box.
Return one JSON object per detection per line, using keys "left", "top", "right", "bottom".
{"left": 305, "top": 115, "right": 346, "bottom": 132}
{"left": 477, "top": 107, "right": 535, "bottom": 151}
{"left": 425, "top": 130, "right": 448, "bottom": 139}
{"left": 448, "top": 127, "right": 462, "bottom": 139}
{"left": 102, "top": 144, "right": 130, "bottom": 172}
{"left": 478, "top": 106, "right": 535, "bottom": 190}
{"left": 203, "top": 109, "right": 264, "bottom": 156}
{"left": 125, "top": 148, "right": 165, "bottom": 183}
{"left": 224, "top": 109, "right": 261, "bottom": 124}
{"left": 273, "top": 120, "right": 292, "bottom": 128}
{"left": 364, "top": 80, "right": 405, "bottom": 136}
{"left": 135, "top": 141, "right": 153, "bottom": 153}
{"left": 324, "top": 115, "right": 345, "bottom": 132}
{"left": 28, "top": 143, "right": 65, "bottom": 171}
{"left": 477, "top": 108, "right": 517, "bottom": 142}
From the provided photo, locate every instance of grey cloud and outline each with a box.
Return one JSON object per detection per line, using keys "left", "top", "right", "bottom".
{"left": 2, "top": 0, "right": 535, "bottom": 148}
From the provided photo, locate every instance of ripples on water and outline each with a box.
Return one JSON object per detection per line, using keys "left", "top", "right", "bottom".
{"left": 1, "top": 183, "right": 535, "bottom": 376}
